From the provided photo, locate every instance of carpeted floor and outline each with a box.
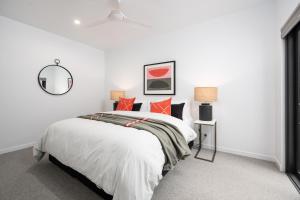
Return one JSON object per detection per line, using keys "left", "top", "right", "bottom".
{"left": 0, "top": 148, "right": 299, "bottom": 200}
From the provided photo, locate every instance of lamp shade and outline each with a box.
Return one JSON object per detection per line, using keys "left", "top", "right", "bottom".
{"left": 194, "top": 87, "right": 218, "bottom": 102}
{"left": 110, "top": 90, "right": 125, "bottom": 101}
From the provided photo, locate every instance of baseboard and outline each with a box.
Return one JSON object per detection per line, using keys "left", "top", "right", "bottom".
{"left": 201, "top": 144, "right": 276, "bottom": 162}
{"left": 0, "top": 142, "right": 35, "bottom": 155}
{"left": 0, "top": 142, "right": 281, "bottom": 170}
{"left": 274, "top": 157, "right": 285, "bottom": 172}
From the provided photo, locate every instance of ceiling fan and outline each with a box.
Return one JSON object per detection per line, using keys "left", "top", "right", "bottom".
{"left": 87, "top": 0, "right": 150, "bottom": 28}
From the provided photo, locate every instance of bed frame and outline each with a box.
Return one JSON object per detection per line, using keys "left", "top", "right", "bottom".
{"left": 49, "top": 141, "right": 194, "bottom": 199}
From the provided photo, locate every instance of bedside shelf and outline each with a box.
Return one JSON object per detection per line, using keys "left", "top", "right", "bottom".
{"left": 194, "top": 120, "right": 217, "bottom": 162}
{"left": 194, "top": 120, "right": 216, "bottom": 126}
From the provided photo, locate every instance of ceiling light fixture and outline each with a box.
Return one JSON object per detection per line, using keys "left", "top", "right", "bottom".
{"left": 74, "top": 19, "right": 81, "bottom": 25}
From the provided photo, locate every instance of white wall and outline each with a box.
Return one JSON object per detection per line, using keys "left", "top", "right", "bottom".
{"left": 105, "top": 1, "right": 279, "bottom": 161}
{"left": 0, "top": 16, "right": 106, "bottom": 153}
{"left": 277, "top": 0, "right": 299, "bottom": 26}
{"left": 275, "top": 0, "right": 299, "bottom": 171}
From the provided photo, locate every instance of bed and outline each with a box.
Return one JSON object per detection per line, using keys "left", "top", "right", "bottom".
{"left": 33, "top": 111, "right": 197, "bottom": 200}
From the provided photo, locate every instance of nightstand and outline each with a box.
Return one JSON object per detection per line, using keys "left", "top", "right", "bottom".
{"left": 194, "top": 120, "right": 217, "bottom": 162}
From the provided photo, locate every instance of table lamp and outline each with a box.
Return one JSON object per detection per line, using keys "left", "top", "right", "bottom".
{"left": 194, "top": 87, "right": 218, "bottom": 121}
{"left": 111, "top": 90, "right": 125, "bottom": 101}
{"left": 110, "top": 90, "right": 125, "bottom": 109}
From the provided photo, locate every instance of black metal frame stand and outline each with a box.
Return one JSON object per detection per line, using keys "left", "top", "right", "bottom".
{"left": 194, "top": 122, "right": 217, "bottom": 162}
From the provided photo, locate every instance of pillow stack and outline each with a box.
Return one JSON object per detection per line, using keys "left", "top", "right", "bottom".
{"left": 115, "top": 97, "right": 136, "bottom": 111}
{"left": 113, "top": 97, "right": 186, "bottom": 120}
{"left": 150, "top": 98, "right": 185, "bottom": 120}
{"left": 113, "top": 102, "right": 142, "bottom": 111}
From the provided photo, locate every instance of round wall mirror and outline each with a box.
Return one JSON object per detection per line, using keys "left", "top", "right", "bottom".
{"left": 38, "top": 59, "right": 73, "bottom": 95}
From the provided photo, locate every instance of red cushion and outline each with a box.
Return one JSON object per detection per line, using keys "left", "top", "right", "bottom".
{"left": 150, "top": 98, "right": 172, "bottom": 115}
{"left": 116, "top": 97, "right": 136, "bottom": 111}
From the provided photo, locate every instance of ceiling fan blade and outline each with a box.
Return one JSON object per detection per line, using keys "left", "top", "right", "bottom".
{"left": 123, "top": 17, "right": 151, "bottom": 28}
{"left": 86, "top": 19, "right": 109, "bottom": 28}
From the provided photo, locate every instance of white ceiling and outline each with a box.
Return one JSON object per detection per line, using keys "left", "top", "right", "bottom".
{"left": 0, "top": 0, "right": 270, "bottom": 50}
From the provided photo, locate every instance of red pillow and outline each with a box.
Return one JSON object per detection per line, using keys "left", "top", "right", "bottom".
{"left": 150, "top": 98, "right": 172, "bottom": 115}
{"left": 116, "top": 97, "right": 136, "bottom": 111}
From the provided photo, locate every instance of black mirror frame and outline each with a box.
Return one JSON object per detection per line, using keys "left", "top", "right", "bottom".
{"left": 38, "top": 59, "right": 73, "bottom": 96}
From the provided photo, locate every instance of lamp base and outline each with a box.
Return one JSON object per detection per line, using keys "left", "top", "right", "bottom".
{"left": 199, "top": 103, "right": 212, "bottom": 121}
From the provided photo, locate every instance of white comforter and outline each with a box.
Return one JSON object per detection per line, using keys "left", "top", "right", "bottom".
{"left": 34, "top": 111, "right": 197, "bottom": 200}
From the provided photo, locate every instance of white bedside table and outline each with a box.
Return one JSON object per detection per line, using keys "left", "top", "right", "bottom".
{"left": 194, "top": 119, "right": 217, "bottom": 162}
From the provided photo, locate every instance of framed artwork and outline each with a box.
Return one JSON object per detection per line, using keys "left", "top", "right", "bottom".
{"left": 144, "top": 61, "right": 176, "bottom": 95}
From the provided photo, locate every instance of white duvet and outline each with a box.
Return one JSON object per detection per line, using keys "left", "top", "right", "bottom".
{"left": 34, "top": 111, "right": 197, "bottom": 200}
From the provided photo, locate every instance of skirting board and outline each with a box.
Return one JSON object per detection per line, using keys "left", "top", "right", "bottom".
{"left": 201, "top": 144, "right": 281, "bottom": 168}
{"left": 0, "top": 142, "right": 35, "bottom": 155}
{"left": 0, "top": 142, "right": 284, "bottom": 171}
{"left": 274, "top": 157, "right": 285, "bottom": 172}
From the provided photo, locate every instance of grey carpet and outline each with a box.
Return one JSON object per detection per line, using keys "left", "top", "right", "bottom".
{"left": 0, "top": 148, "right": 299, "bottom": 200}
